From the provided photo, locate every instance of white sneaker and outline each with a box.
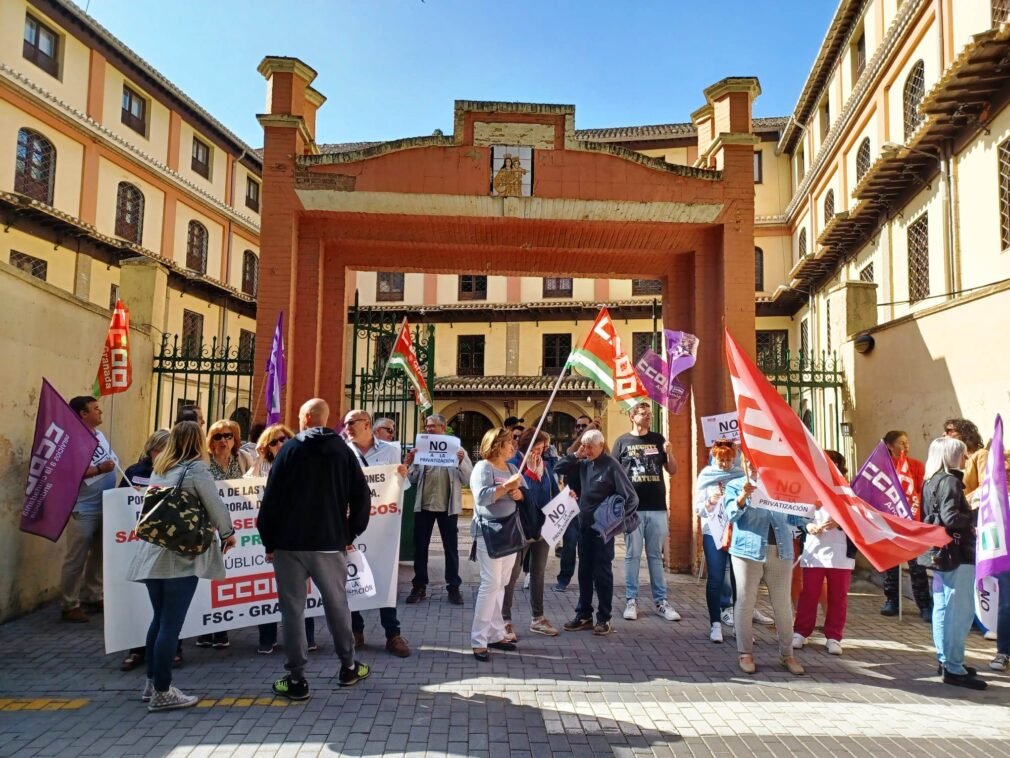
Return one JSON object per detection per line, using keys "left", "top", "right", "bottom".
{"left": 623, "top": 599, "right": 639, "bottom": 620}
{"left": 147, "top": 685, "right": 199, "bottom": 712}
{"left": 753, "top": 609, "right": 775, "bottom": 625}
{"left": 141, "top": 679, "right": 154, "bottom": 703}
{"left": 792, "top": 633, "right": 806, "bottom": 649}
{"left": 826, "top": 639, "right": 843, "bottom": 656}
{"left": 523, "top": 573, "right": 530, "bottom": 590}
{"left": 720, "top": 608, "right": 735, "bottom": 627}
{"left": 656, "top": 601, "right": 681, "bottom": 621}
{"left": 709, "top": 623, "right": 723, "bottom": 643}
{"left": 984, "top": 630, "right": 998, "bottom": 641}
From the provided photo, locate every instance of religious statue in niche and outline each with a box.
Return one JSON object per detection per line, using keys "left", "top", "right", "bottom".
{"left": 491, "top": 145, "right": 533, "bottom": 197}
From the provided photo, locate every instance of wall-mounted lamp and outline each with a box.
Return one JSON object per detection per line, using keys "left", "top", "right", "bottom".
{"left": 854, "top": 334, "right": 875, "bottom": 354}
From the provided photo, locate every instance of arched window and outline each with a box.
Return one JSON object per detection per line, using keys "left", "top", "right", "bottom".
{"left": 241, "top": 250, "right": 259, "bottom": 297}
{"left": 798, "top": 228, "right": 808, "bottom": 259}
{"left": 754, "top": 247, "right": 764, "bottom": 292}
{"left": 14, "top": 128, "right": 56, "bottom": 204}
{"left": 903, "top": 61, "right": 926, "bottom": 142}
{"left": 823, "top": 190, "right": 835, "bottom": 224}
{"left": 856, "top": 138, "right": 871, "bottom": 183}
{"left": 114, "top": 182, "right": 144, "bottom": 244}
{"left": 186, "top": 220, "right": 208, "bottom": 274}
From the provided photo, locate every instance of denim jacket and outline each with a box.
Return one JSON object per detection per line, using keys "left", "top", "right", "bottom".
{"left": 723, "top": 476, "right": 807, "bottom": 562}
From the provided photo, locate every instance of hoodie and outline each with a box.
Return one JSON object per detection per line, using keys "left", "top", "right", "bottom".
{"left": 257, "top": 426, "right": 371, "bottom": 553}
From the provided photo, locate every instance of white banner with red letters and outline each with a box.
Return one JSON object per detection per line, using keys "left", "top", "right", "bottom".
{"left": 102, "top": 466, "right": 403, "bottom": 653}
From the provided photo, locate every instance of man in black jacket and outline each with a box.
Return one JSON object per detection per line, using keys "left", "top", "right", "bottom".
{"left": 257, "top": 398, "right": 371, "bottom": 700}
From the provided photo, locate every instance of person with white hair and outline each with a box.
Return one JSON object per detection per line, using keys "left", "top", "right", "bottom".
{"left": 922, "top": 435, "right": 986, "bottom": 690}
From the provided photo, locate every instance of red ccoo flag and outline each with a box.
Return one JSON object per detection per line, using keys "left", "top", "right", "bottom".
{"left": 724, "top": 328, "right": 949, "bottom": 571}
{"left": 92, "top": 299, "right": 131, "bottom": 396}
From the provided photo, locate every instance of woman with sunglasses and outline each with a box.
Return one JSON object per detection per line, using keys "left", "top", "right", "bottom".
{"left": 195, "top": 420, "right": 253, "bottom": 650}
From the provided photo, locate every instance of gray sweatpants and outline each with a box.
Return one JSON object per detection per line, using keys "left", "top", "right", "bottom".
{"left": 502, "top": 539, "right": 551, "bottom": 621}
{"left": 273, "top": 550, "right": 355, "bottom": 679}
{"left": 732, "top": 546, "right": 794, "bottom": 657}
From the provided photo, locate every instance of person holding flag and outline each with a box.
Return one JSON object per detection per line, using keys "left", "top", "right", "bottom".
{"left": 989, "top": 448, "right": 1010, "bottom": 672}
{"left": 974, "top": 417, "right": 1010, "bottom": 673}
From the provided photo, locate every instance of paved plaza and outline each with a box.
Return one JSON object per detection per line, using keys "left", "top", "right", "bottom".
{"left": 1, "top": 532, "right": 1008, "bottom": 757}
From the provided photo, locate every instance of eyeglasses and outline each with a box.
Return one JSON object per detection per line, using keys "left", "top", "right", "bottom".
{"left": 211, "top": 432, "right": 233, "bottom": 442}
{"left": 346, "top": 418, "right": 367, "bottom": 427}
{"left": 268, "top": 437, "right": 288, "bottom": 448}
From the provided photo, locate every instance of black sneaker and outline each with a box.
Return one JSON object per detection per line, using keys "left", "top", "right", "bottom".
{"left": 943, "top": 670, "right": 987, "bottom": 690}
{"left": 339, "top": 661, "right": 370, "bottom": 687}
{"left": 194, "top": 636, "right": 212, "bottom": 648}
{"left": 488, "top": 640, "right": 517, "bottom": 651}
{"left": 939, "top": 664, "right": 977, "bottom": 677}
{"left": 272, "top": 675, "right": 309, "bottom": 701}
{"left": 447, "top": 587, "right": 464, "bottom": 605}
{"left": 921, "top": 608, "right": 933, "bottom": 623}
{"left": 562, "top": 616, "right": 593, "bottom": 632}
{"left": 405, "top": 587, "right": 426, "bottom": 604}
{"left": 593, "top": 620, "right": 613, "bottom": 636}
{"left": 880, "top": 601, "right": 898, "bottom": 617}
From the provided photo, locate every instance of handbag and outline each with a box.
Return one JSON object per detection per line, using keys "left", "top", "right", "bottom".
{"left": 478, "top": 510, "right": 527, "bottom": 559}
{"left": 136, "top": 463, "right": 215, "bottom": 556}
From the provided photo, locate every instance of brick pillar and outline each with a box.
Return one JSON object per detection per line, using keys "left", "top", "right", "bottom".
{"left": 317, "top": 247, "right": 351, "bottom": 413}
{"left": 286, "top": 235, "right": 322, "bottom": 417}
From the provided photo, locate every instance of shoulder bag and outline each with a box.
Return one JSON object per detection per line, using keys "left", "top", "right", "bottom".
{"left": 136, "top": 463, "right": 216, "bottom": 556}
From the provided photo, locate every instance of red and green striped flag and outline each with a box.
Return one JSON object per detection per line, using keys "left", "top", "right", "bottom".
{"left": 569, "top": 307, "right": 649, "bottom": 409}
{"left": 386, "top": 318, "right": 433, "bottom": 411}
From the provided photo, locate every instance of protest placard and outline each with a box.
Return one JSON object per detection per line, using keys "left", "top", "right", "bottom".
{"left": 750, "top": 483, "right": 816, "bottom": 519}
{"left": 539, "top": 487, "right": 580, "bottom": 549}
{"left": 413, "top": 433, "right": 461, "bottom": 467}
{"left": 700, "top": 412, "right": 740, "bottom": 446}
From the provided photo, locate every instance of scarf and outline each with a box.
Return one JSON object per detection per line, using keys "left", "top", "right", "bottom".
{"left": 695, "top": 462, "right": 744, "bottom": 495}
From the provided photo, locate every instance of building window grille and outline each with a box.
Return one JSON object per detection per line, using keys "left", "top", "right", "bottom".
{"left": 856, "top": 138, "right": 871, "bottom": 183}
{"left": 10, "top": 250, "right": 48, "bottom": 281}
{"left": 109, "top": 283, "right": 120, "bottom": 311}
{"left": 820, "top": 99, "right": 831, "bottom": 140}
{"left": 186, "top": 220, "right": 208, "bottom": 274}
{"left": 376, "top": 272, "right": 405, "bottom": 302}
{"left": 823, "top": 190, "right": 835, "bottom": 224}
{"left": 993, "top": 0, "right": 1010, "bottom": 26}
{"left": 121, "top": 85, "right": 146, "bottom": 135}
{"left": 182, "top": 309, "right": 204, "bottom": 357}
{"left": 542, "top": 334, "right": 572, "bottom": 373}
{"left": 859, "top": 262, "right": 874, "bottom": 282}
{"left": 457, "top": 335, "right": 485, "bottom": 376}
{"left": 797, "top": 147, "right": 805, "bottom": 181}
{"left": 854, "top": 31, "right": 866, "bottom": 79}
{"left": 458, "top": 275, "right": 487, "bottom": 301}
{"left": 23, "top": 15, "right": 59, "bottom": 78}
{"left": 756, "top": 330, "right": 788, "bottom": 369}
{"left": 800, "top": 319, "right": 810, "bottom": 357}
{"left": 754, "top": 150, "right": 763, "bottom": 184}
{"left": 755, "top": 247, "right": 764, "bottom": 291}
{"left": 631, "top": 279, "right": 662, "bottom": 296}
{"left": 245, "top": 177, "right": 260, "bottom": 212}
{"left": 798, "top": 228, "right": 808, "bottom": 259}
{"left": 903, "top": 61, "right": 926, "bottom": 143}
{"left": 631, "top": 332, "right": 654, "bottom": 364}
{"left": 238, "top": 329, "right": 255, "bottom": 360}
{"left": 908, "top": 213, "right": 930, "bottom": 303}
{"left": 191, "top": 137, "right": 211, "bottom": 179}
{"left": 543, "top": 277, "right": 573, "bottom": 298}
{"left": 15, "top": 128, "right": 56, "bottom": 204}
{"left": 998, "top": 138, "right": 1010, "bottom": 250}
{"left": 241, "top": 250, "right": 258, "bottom": 297}
{"left": 115, "top": 182, "right": 144, "bottom": 244}
{"left": 826, "top": 300, "right": 832, "bottom": 353}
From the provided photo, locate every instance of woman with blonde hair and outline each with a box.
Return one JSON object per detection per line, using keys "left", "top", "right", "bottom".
{"left": 125, "top": 421, "right": 236, "bottom": 711}
{"left": 469, "top": 427, "right": 525, "bottom": 661}
{"left": 207, "top": 419, "right": 253, "bottom": 481}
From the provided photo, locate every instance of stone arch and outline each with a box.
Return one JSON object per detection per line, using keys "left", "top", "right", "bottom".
{"left": 438, "top": 399, "right": 503, "bottom": 428}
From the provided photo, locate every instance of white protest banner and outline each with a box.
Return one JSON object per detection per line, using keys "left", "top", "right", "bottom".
{"left": 700, "top": 412, "right": 740, "bottom": 446}
{"left": 750, "top": 483, "right": 816, "bottom": 519}
{"left": 700, "top": 489, "right": 730, "bottom": 546}
{"left": 345, "top": 548, "right": 376, "bottom": 600}
{"left": 539, "top": 487, "right": 580, "bottom": 549}
{"left": 413, "top": 433, "right": 460, "bottom": 467}
{"left": 103, "top": 464, "right": 403, "bottom": 653}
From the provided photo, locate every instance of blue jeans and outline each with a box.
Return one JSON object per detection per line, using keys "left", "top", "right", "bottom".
{"left": 624, "top": 510, "right": 669, "bottom": 604}
{"left": 997, "top": 572, "right": 1010, "bottom": 656}
{"left": 558, "top": 517, "right": 580, "bottom": 585}
{"left": 931, "top": 563, "right": 977, "bottom": 675}
{"left": 702, "top": 534, "right": 734, "bottom": 624}
{"left": 143, "top": 576, "right": 199, "bottom": 691}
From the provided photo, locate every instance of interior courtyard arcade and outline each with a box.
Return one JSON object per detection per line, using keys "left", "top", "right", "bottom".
{"left": 253, "top": 57, "right": 759, "bottom": 571}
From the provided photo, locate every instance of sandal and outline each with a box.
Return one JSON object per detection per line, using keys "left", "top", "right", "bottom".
{"left": 120, "top": 652, "right": 143, "bottom": 672}
{"left": 738, "top": 654, "right": 756, "bottom": 674}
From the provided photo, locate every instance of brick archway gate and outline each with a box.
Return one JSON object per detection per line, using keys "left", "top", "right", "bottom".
{"left": 254, "top": 57, "right": 758, "bottom": 571}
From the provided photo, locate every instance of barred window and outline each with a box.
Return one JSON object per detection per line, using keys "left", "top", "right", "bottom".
{"left": 856, "top": 138, "right": 871, "bottom": 183}
{"left": 631, "top": 279, "right": 662, "bottom": 296}
{"left": 798, "top": 228, "right": 808, "bottom": 259}
{"left": 543, "top": 277, "right": 573, "bottom": 298}
{"left": 998, "top": 138, "right": 1010, "bottom": 250}
{"left": 800, "top": 319, "right": 810, "bottom": 357}
{"left": 820, "top": 99, "right": 831, "bottom": 140}
{"left": 826, "top": 300, "right": 832, "bottom": 353}
{"left": 993, "top": 0, "right": 1010, "bottom": 26}
{"left": 756, "top": 330, "right": 788, "bottom": 368}
{"left": 377, "top": 272, "right": 404, "bottom": 302}
{"left": 23, "top": 14, "right": 59, "bottom": 78}
{"left": 542, "top": 334, "right": 571, "bottom": 373}
{"left": 241, "top": 250, "right": 258, "bottom": 297}
{"left": 457, "top": 335, "right": 485, "bottom": 376}
{"left": 9, "top": 250, "right": 47, "bottom": 281}
{"left": 632, "top": 332, "right": 654, "bottom": 364}
{"left": 115, "top": 182, "right": 144, "bottom": 244}
{"left": 182, "top": 309, "right": 204, "bottom": 357}
{"left": 458, "top": 275, "right": 487, "bottom": 301}
{"left": 908, "top": 213, "right": 930, "bottom": 303}
{"left": 238, "top": 329, "right": 255, "bottom": 360}
{"left": 186, "top": 221, "right": 208, "bottom": 274}
{"left": 853, "top": 31, "right": 866, "bottom": 79}
{"left": 755, "top": 247, "right": 764, "bottom": 291}
{"left": 859, "top": 262, "right": 874, "bottom": 282}
{"left": 903, "top": 61, "right": 926, "bottom": 143}
{"left": 15, "top": 128, "right": 56, "bottom": 204}
{"left": 823, "top": 189, "right": 835, "bottom": 224}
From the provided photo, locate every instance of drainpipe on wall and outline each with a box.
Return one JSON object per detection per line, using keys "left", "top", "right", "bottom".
{"left": 941, "top": 144, "right": 959, "bottom": 297}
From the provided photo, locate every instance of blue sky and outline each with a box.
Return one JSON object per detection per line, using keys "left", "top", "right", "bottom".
{"left": 83, "top": 0, "right": 837, "bottom": 147}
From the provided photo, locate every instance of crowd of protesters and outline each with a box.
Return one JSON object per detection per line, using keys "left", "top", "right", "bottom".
{"left": 58, "top": 391, "right": 1008, "bottom": 708}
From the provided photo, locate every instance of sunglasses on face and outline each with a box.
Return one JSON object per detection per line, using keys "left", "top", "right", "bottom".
{"left": 268, "top": 437, "right": 288, "bottom": 448}
{"left": 211, "top": 432, "right": 233, "bottom": 442}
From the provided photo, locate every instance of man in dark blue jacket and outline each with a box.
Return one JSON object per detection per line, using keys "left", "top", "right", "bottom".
{"left": 258, "top": 398, "right": 371, "bottom": 700}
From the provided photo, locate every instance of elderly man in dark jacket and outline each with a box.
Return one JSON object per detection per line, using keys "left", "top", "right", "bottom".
{"left": 556, "top": 429, "right": 639, "bottom": 636}
{"left": 258, "top": 398, "right": 371, "bottom": 701}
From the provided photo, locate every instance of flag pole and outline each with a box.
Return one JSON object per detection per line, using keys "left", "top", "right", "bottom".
{"left": 372, "top": 317, "right": 405, "bottom": 415}
{"left": 518, "top": 354, "right": 572, "bottom": 472}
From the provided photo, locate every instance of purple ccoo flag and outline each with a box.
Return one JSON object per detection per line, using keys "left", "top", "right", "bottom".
{"left": 976, "top": 415, "right": 1010, "bottom": 580}
{"left": 635, "top": 348, "right": 689, "bottom": 414}
{"left": 265, "top": 312, "right": 286, "bottom": 426}
{"left": 852, "top": 441, "right": 914, "bottom": 520}
{"left": 664, "top": 330, "right": 699, "bottom": 380}
{"left": 20, "top": 379, "right": 100, "bottom": 542}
